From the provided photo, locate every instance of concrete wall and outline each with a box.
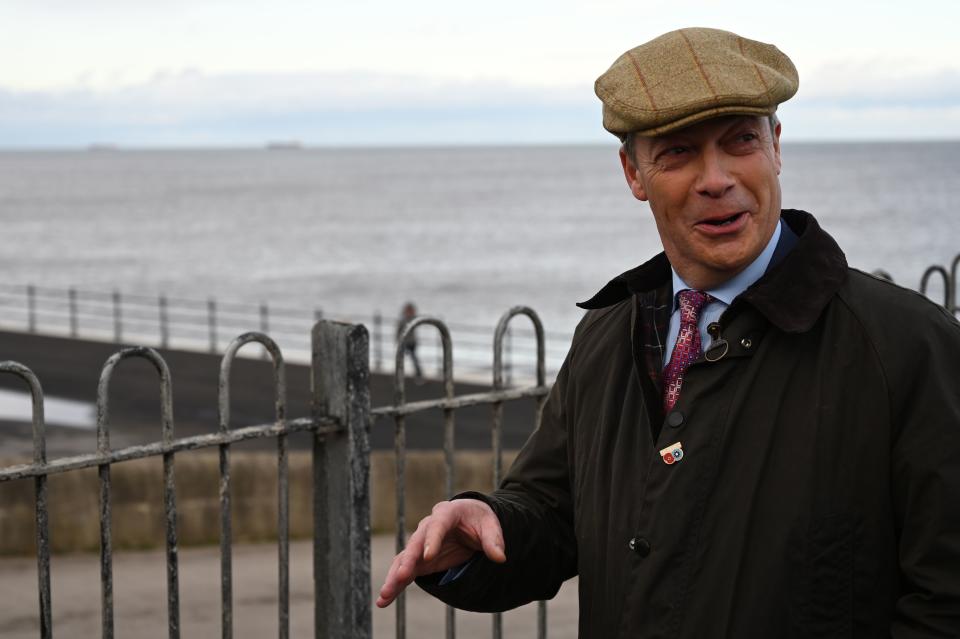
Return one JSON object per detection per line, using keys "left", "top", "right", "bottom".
{"left": 0, "top": 450, "right": 516, "bottom": 555}
{"left": 369, "top": 450, "right": 518, "bottom": 534}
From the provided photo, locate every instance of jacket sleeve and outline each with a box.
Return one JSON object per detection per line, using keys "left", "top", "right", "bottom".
{"left": 888, "top": 305, "right": 960, "bottom": 637}
{"left": 416, "top": 356, "right": 578, "bottom": 612}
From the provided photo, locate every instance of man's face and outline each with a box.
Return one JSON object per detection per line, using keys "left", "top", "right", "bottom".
{"left": 620, "top": 115, "right": 783, "bottom": 290}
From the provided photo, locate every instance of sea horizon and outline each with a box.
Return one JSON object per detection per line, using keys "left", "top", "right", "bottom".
{"left": 1, "top": 141, "right": 957, "bottom": 374}
{"left": 2, "top": 137, "right": 959, "bottom": 153}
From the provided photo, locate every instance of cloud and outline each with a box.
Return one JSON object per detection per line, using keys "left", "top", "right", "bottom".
{"left": 802, "top": 61, "right": 960, "bottom": 109}
{"left": 0, "top": 65, "right": 957, "bottom": 147}
{"left": 0, "top": 70, "right": 600, "bottom": 147}
{"left": 2, "top": 69, "right": 587, "bottom": 120}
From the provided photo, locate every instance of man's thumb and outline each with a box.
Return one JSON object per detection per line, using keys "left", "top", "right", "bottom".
{"left": 479, "top": 515, "right": 506, "bottom": 563}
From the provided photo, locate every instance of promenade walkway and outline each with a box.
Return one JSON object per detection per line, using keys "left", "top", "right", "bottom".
{"left": 0, "top": 535, "right": 579, "bottom": 638}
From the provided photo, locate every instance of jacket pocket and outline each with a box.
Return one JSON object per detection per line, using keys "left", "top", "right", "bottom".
{"left": 796, "top": 513, "right": 854, "bottom": 638}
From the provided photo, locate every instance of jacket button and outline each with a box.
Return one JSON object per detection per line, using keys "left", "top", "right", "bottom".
{"left": 666, "top": 411, "right": 684, "bottom": 428}
{"left": 741, "top": 337, "right": 753, "bottom": 349}
{"left": 628, "top": 536, "right": 651, "bottom": 557}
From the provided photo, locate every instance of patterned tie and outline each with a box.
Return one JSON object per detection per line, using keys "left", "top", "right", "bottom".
{"left": 662, "top": 289, "right": 711, "bottom": 413}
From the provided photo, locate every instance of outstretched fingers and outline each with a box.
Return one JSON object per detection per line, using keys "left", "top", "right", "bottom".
{"left": 377, "top": 517, "right": 441, "bottom": 608}
{"left": 376, "top": 552, "right": 407, "bottom": 607}
{"left": 376, "top": 499, "right": 505, "bottom": 608}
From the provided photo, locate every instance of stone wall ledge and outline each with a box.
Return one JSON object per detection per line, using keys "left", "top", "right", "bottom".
{"left": 0, "top": 450, "right": 517, "bottom": 555}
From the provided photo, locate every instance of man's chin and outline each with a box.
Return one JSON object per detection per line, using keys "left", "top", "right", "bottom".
{"left": 700, "top": 252, "right": 755, "bottom": 280}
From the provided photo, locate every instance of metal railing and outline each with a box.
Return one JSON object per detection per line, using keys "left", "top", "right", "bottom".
{"left": 0, "top": 284, "right": 572, "bottom": 382}
{"left": 373, "top": 306, "right": 551, "bottom": 639}
{"left": 868, "top": 258, "right": 960, "bottom": 314}
{"left": 917, "top": 253, "right": 960, "bottom": 312}
{"left": 7, "top": 252, "right": 960, "bottom": 637}
{"left": 0, "top": 309, "right": 557, "bottom": 637}
{"left": 0, "top": 321, "right": 372, "bottom": 639}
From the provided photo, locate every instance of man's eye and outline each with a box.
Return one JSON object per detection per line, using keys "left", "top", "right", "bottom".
{"left": 662, "top": 146, "right": 689, "bottom": 157}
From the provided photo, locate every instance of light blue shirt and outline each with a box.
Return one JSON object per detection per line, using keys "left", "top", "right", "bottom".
{"left": 664, "top": 220, "right": 782, "bottom": 366}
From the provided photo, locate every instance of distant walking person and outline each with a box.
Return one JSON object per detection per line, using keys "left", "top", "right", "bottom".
{"left": 396, "top": 302, "right": 423, "bottom": 381}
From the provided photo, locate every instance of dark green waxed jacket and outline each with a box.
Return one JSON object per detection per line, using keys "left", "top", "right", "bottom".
{"left": 419, "top": 210, "right": 960, "bottom": 638}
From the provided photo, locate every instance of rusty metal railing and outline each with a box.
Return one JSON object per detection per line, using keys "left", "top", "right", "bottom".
{"left": 0, "top": 321, "right": 372, "bottom": 639}
{"left": 1, "top": 311, "right": 559, "bottom": 638}
{"left": 373, "top": 308, "right": 552, "bottom": 639}
{"left": 218, "top": 332, "right": 288, "bottom": 638}
{"left": 95, "top": 347, "right": 177, "bottom": 637}
{"left": 491, "top": 307, "right": 548, "bottom": 639}
{"left": 0, "top": 361, "right": 51, "bottom": 638}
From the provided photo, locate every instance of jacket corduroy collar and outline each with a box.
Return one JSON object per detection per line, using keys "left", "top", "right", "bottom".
{"left": 577, "top": 209, "right": 849, "bottom": 333}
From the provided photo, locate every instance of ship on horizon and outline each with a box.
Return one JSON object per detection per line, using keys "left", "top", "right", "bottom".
{"left": 265, "top": 140, "right": 303, "bottom": 150}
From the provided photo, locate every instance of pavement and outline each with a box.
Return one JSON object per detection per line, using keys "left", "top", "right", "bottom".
{"left": 0, "top": 535, "right": 579, "bottom": 638}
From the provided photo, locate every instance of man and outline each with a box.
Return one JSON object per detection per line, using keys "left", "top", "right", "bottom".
{"left": 377, "top": 28, "right": 960, "bottom": 637}
{"left": 396, "top": 301, "right": 424, "bottom": 381}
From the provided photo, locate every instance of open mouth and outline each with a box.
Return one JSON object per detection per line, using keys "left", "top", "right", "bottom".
{"left": 702, "top": 212, "right": 745, "bottom": 227}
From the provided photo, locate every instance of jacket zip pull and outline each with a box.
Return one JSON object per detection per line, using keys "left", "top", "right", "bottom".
{"left": 704, "top": 322, "right": 729, "bottom": 362}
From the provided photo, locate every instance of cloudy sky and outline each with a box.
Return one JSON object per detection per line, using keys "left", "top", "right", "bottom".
{"left": 2, "top": 0, "right": 958, "bottom": 147}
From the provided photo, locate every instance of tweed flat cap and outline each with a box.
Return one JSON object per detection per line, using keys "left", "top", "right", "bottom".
{"left": 595, "top": 27, "right": 798, "bottom": 137}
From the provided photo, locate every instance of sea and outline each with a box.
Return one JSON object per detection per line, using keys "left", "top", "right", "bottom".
{"left": 1, "top": 141, "right": 958, "bottom": 350}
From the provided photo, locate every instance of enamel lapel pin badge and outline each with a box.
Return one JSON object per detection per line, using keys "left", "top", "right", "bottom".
{"left": 660, "top": 442, "right": 684, "bottom": 465}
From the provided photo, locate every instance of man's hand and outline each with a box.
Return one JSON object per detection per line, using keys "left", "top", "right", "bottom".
{"left": 375, "top": 498, "right": 506, "bottom": 608}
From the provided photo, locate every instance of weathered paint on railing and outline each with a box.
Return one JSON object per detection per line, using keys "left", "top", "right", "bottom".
{"left": 393, "top": 316, "right": 456, "bottom": 639}
{"left": 218, "top": 332, "right": 288, "bottom": 639}
{"left": 312, "top": 320, "right": 372, "bottom": 639}
{"left": 0, "top": 312, "right": 559, "bottom": 638}
{"left": 492, "top": 306, "right": 548, "bottom": 639}
{"left": 97, "top": 346, "right": 177, "bottom": 638}
{"left": 0, "top": 320, "right": 366, "bottom": 638}
{"left": 383, "top": 310, "right": 553, "bottom": 639}
{"left": 0, "top": 361, "right": 51, "bottom": 639}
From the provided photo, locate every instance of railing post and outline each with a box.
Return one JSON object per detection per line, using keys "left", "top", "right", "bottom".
{"left": 68, "top": 288, "right": 78, "bottom": 338}
{"left": 260, "top": 303, "right": 270, "bottom": 360}
{"left": 27, "top": 285, "right": 37, "bottom": 333}
{"left": 207, "top": 299, "right": 217, "bottom": 353}
{"left": 504, "top": 326, "right": 513, "bottom": 386}
{"left": 112, "top": 290, "right": 122, "bottom": 343}
{"left": 0, "top": 362, "right": 51, "bottom": 638}
{"left": 373, "top": 312, "right": 383, "bottom": 372}
{"left": 311, "top": 320, "right": 371, "bottom": 639}
{"left": 951, "top": 253, "right": 960, "bottom": 313}
{"left": 159, "top": 295, "right": 170, "bottom": 349}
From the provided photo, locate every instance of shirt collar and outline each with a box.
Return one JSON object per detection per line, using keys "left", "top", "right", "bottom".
{"left": 578, "top": 210, "right": 849, "bottom": 334}
{"left": 671, "top": 219, "right": 783, "bottom": 310}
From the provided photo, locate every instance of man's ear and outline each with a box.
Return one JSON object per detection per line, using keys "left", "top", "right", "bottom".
{"left": 619, "top": 146, "right": 648, "bottom": 201}
{"left": 772, "top": 122, "right": 782, "bottom": 175}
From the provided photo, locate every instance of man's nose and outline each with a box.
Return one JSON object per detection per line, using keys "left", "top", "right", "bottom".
{"left": 694, "top": 148, "right": 735, "bottom": 198}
